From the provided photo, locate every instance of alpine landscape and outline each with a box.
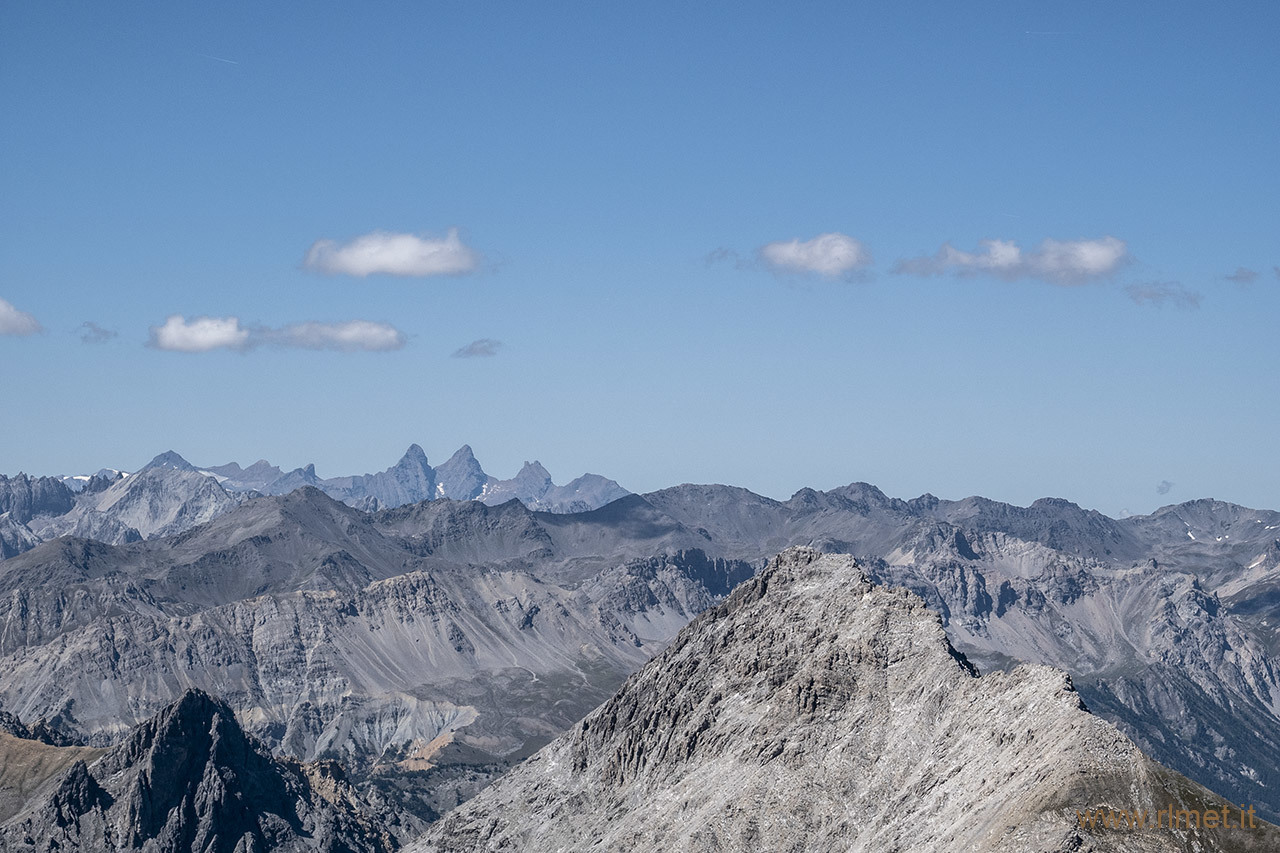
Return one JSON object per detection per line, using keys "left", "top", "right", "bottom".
{"left": 2, "top": 2, "right": 1276, "bottom": 851}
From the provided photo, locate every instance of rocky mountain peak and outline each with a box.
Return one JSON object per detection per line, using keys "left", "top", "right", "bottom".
{"left": 417, "top": 547, "right": 1279, "bottom": 852}
{"left": 433, "top": 445, "right": 491, "bottom": 500}
{"left": 2, "top": 689, "right": 391, "bottom": 852}
{"left": 515, "top": 460, "right": 552, "bottom": 483}
{"left": 141, "top": 450, "right": 196, "bottom": 472}
{"left": 0, "top": 474, "right": 75, "bottom": 525}
{"left": 398, "top": 444, "right": 430, "bottom": 468}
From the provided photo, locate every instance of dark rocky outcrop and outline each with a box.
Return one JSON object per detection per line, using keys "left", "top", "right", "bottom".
{"left": 1, "top": 689, "right": 392, "bottom": 852}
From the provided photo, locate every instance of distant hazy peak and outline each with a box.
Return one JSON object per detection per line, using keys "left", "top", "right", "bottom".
{"left": 443, "top": 444, "right": 477, "bottom": 463}
{"left": 140, "top": 450, "right": 196, "bottom": 472}
{"left": 515, "top": 461, "right": 552, "bottom": 481}
{"left": 398, "top": 444, "right": 429, "bottom": 466}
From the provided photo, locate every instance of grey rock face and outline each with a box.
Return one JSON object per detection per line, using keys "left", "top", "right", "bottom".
{"left": 5, "top": 465, "right": 1280, "bottom": 838}
{"left": 0, "top": 710, "right": 74, "bottom": 747}
{"left": 204, "top": 459, "right": 285, "bottom": 493}
{"left": 0, "top": 487, "right": 752, "bottom": 824}
{"left": 0, "top": 515, "right": 40, "bottom": 560}
{"left": 432, "top": 446, "right": 491, "bottom": 501}
{"left": 644, "top": 483, "right": 1280, "bottom": 822}
{"left": 416, "top": 549, "right": 1280, "bottom": 853}
{"left": 29, "top": 467, "right": 244, "bottom": 545}
{"left": 266, "top": 462, "right": 323, "bottom": 495}
{"left": 140, "top": 450, "right": 198, "bottom": 472}
{"left": 0, "top": 475, "right": 73, "bottom": 525}
{"left": 478, "top": 461, "right": 630, "bottom": 513}
{"left": 0, "top": 689, "right": 393, "bottom": 852}
{"left": 318, "top": 444, "right": 438, "bottom": 509}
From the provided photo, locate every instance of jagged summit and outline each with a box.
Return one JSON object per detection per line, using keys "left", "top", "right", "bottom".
{"left": 433, "top": 445, "right": 490, "bottom": 500}
{"left": 397, "top": 443, "right": 430, "bottom": 467}
{"left": 188, "top": 445, "right": 629, "bottom": 515}
{"left": 515, "top": 460, "right": 551, "bottom": 480}
{"left": 416, "top": 548, "right": 1280, "bottom": 853}
{"left": 0, "top": 689, "right": 391, "bottom": 852}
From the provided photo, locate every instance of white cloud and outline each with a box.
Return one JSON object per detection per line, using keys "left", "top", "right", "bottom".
{"left": 1125, "top": 281, "right": 1201, "bottom": 309}
{"left": 0, "top": 298, "right": 42, "bottom": 336}
{"left": 149, "top": 315, "right": 251, "bottom": 352}
{"left": 271, "top": 321, "right": 405, "bottom": 352}
{"left": 758, "top": 233, "right": 872, "bottom": 279}
{"left": 893, "top": 236, "right": 1130, "bottom": 285}
{"left": 149, "top": 315, "right": 406, "bottom": 353}
{"left": 303, "top": 228, "right": 480, "bottom": 277}
{"left": 1225, "top": 267, "right": 1259, "bottom": 284}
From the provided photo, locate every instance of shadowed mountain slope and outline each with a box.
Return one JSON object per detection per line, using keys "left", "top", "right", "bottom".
{"left": 0, "top": 690, "right": 394, "bottom": 852}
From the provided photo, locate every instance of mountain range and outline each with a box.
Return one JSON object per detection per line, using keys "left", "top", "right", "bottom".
{"left": 1, "top": 445, "right": 630, "bottom": 554}
{"left": 2, "top": 456, "right": 1279, "bottom": 848}
{"left": 202, "top": 443, "right": 630, "bottom": 513}
{"left": 4, "top": 547, "right": 1276, "bottom": 852}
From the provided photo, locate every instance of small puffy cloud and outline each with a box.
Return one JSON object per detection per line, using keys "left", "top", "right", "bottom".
{"left": 893, "top": 236, "right": 1130, "bottom": 285}
{"left": 452, "top": 338, "right": 502, "bottom": 358}
{"left": 149, "top": 315, "right": 251, "bottom": 352}
{"left": 0, "top": 298, "right": 42, "bottom": 336}
{"left": 1274, "top": 266, "right": 1280, "bottom": 280}
{"left": 79, "top": 321, "right": 118, "bottom": 344}
{"left": 758, "top": 232, "right": 872, "bottom": 279}
{"left": 1125, "top": 281, "right": 1201, "bottom": 309}
{"left": 1156, "top": 480, "right": 1174, "bottom": 495}
{"left": 149, "top": 315, "right": 406, "bottom": 353}
{"left": 303, "top": 228, "right": 480, "bottom": 277}
{"left": 271, "top": 321, "right": 405, "bottom": 352}
{"left": 1225, "top": 267, "right": 1259, "bottom": 284}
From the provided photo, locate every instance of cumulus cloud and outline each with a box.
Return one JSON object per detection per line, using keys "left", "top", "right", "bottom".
{"left": 893, "top": 236, "right": 1130, "bottom": 285}
{"left": 148, "top": 315, "right": 251, "bottom": 352}
{"left": 303, "top": 228, "right": 480, "bottom": 277}
{"left": 1225, "top": 267, "right": 1259, "bottom": 284}
{"left": 1156, "top": 480, "right": 1174, "bottom": 495}
{"left": 758, "top": 232, "right": 872, "bottom": 279}
{"left": 148, "top": 315, "right": 405, "bottom": 353}
{"left": 1125, "top": 281, "right": 1202, "bottom": 309}
{"left": 452, "top": 338, "right": 502, "bottom": 358}
{"left": 0, "top": 298, "right": 42, "bottom": 336}
{"left": 79, "top": 321, "right": 118, "bottom": 344}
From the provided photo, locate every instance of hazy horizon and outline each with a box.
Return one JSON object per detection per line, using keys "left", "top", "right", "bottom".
{"left": 4, "top": 438, "right": 1266, "bottom": 520}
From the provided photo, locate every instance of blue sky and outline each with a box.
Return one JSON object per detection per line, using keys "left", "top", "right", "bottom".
{"left": 2, "top": 1, "right": 1276, "bottom": 516}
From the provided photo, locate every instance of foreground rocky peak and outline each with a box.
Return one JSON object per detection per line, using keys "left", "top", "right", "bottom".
{"left": 1, "top": 689, "right": 394, "bottom": 852}
{"left": 416, "top": 548, "right": 1280, "bottom": 853}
